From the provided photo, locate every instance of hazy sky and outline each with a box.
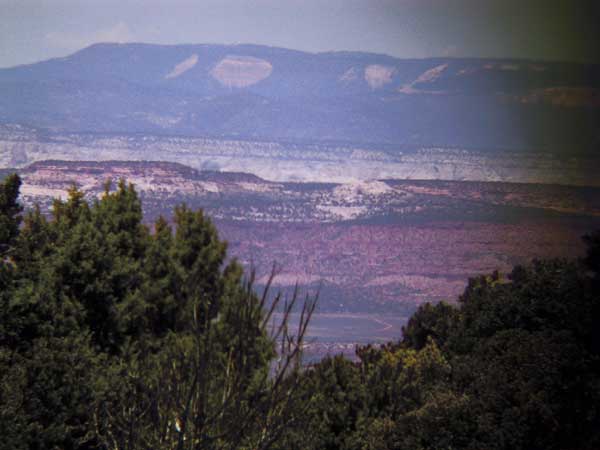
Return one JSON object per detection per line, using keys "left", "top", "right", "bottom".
{"left": 1, "top": 0, "right": 599, "bottom": 68}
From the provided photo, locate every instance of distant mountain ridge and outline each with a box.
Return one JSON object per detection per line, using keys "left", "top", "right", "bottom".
{"left": 1, "top": 42, "right": 599, "bottom": 152}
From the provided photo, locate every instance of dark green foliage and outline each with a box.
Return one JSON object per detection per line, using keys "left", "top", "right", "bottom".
{"left": 445, "top": 258, "right": 600, "bottom": 450}
{"left": 400, "top": 300, "right": 456, "bottom": 350}
{"left": 1, "top": 173, "right": 599, "bottom": 450}
{"left": 278, "top": 235, "right": 600, "bottom": 450}
{"left": 0, "top": 175, "right": 313, "bottom": 450}
{"left": 583, "top": 230, "right": 600, "bottom": 276}
{"left": 0, "top": 174, "right": 22, "bottom": 300}
{"left": 0, "top": 173, "right": 22, "bottom": 254}
{"left": 299, "top": 355, "right": 366, "bottom": 450}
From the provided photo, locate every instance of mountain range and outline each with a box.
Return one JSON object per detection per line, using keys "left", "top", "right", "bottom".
{"left": 0, "top": 42, "right": 598, "bottom": 153}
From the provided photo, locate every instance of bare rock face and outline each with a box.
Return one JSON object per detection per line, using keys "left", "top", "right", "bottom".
{"left": 364, "top": 64, "right": 395, "bottom": 89}
{"left": 339, "top": 67, "right": 359, "bottom": 83}
{"left": 399, "top": 64, "right": 449, "bottom": 94}
{"left": 165, "top": 54, "right": 199, "bottom": 79}
{"left": 210, "top": 55, "right": 273, "bottom": 88}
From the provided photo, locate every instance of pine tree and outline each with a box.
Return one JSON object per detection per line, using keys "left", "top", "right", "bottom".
{"left": 0, "top": 173, "right": 22, "bottom": 256}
